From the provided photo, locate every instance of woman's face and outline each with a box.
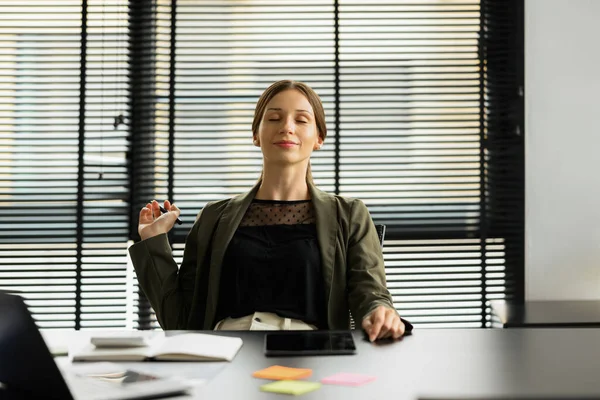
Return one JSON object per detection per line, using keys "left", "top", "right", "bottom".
{"left": 255, "top": 89, "right": 323, "bottom": 168}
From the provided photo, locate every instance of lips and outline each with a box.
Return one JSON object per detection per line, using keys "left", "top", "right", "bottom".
{"left": 274, "top": 141, "right": 298, "bottom": 148}
{"left": 274, "top": 141, "right": 298, "bottom": 145}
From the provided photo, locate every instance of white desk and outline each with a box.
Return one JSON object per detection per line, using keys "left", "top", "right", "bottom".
{"left": 51, "top": 329, "right": 600, "bottom": 399}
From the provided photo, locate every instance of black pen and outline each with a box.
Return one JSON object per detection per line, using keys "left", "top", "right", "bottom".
{"left": 158, "top": 205, "right": 183, "bottom": 225}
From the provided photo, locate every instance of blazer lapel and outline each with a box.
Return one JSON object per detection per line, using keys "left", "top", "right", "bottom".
{"left": 308, "top": 182, "right": 338, "bottom": 317}
{"left": 203, "top": 181, "right": 261, "bottom": 329}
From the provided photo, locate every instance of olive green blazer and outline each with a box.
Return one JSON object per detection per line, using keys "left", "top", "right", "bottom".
{"left": 128, "top": 181, "right": 395, "bottom": 330}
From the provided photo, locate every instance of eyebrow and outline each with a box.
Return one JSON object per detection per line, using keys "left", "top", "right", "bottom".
{"left": 266, "top": 107, "right": 313, "bottom": 115}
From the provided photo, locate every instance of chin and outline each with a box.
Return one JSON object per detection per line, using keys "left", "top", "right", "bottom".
{"left": 264, "top": 155, "right": 308, "bottom": 168}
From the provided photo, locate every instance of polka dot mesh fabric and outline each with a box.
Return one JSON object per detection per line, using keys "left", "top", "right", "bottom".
{"left": 239, "top": 200, "right": 315, "bottom": 227}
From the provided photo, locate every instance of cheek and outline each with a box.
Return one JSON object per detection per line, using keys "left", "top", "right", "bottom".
{"left": 256, "top": 125, "right": 268, "bottom": 139}
{"left": 301, "top": 125, "right": 318, "bottom": 140}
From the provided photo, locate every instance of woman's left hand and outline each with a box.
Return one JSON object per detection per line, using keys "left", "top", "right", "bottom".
{"left": 362, "top": 305, "right": 405, "bottom": 342}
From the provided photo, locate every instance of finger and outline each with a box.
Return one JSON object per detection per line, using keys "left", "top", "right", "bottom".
{"left": 378, "top": 310, "right": 396, "bottom": 340}
{"left": 139, "top": 207, "right": 152, "bottom": 224}
{"left": 362, "top": 321, "right": 375, "bottom": 343}
{"left": 388, "top": 317, "right": 401, "bottom": 340}
{"left": 369, "top": 307, "right": 386, "bottom": 342}
{"left": 151, "top": 200, "right": 160, "bottom": 218}
{"left": 361, "top": 317, "right": 372, "bottom": 331}
{"left": 170, "top": 203, "right": 181, "bottom": 217}
{"left": 163, "top": 205, "right": 181, "bottom": 225}
{"left": 393, "top": 317, "right": 406, "bottom": 339}
{"left": 376, "top": 311, "right": 394, "bottom": 340}
{"left": 145, "top": 203, "right": 153, "bottom": 220}
{"left": 160, "top": 201, "right": 181, "bottom": 221}
{"left": 361, "top": 318, "right": 373, "bottom": 339}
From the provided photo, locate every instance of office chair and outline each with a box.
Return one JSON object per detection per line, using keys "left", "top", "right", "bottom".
{"left": 375, "top": 224, "right": 386, "bottom": 248}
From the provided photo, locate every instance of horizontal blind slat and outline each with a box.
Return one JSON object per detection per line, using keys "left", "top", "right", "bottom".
{"left": 0, "top": 0, "right": 133, "bottom": 329}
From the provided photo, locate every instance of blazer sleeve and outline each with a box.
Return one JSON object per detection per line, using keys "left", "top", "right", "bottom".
{"left": 346, "top": 199, "right": 396, "bottom": 323}
{"left": 128, "top": 212, "right": 202, "bottom": 330}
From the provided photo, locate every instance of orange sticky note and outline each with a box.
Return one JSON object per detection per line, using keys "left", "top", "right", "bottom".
{"left": 252, "top": 365, "right": 312, "bottom": 380}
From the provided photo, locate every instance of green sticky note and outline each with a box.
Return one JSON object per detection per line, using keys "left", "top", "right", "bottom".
{"left": 260, "top": 380, "right": 321, "bottom": 395}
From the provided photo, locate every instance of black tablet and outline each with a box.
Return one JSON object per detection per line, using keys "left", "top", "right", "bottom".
{"left": 264, "top": 331, "right": 357, "bottom": 357}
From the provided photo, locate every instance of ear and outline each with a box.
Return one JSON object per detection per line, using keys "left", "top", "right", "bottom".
{"left": 314, "top": 136, "right": 324, "bottom": 150}
{"left": 253, "top": 136, "right": 260, "bottom": 147}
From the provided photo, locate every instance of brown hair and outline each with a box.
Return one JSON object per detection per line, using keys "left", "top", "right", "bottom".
{"left": 252, "top": 80, "right": 327, "bottom": 182}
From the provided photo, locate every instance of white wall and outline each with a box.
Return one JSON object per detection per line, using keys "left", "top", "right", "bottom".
{"left": 525, "top": 0, "right": 600, "bottom": 300}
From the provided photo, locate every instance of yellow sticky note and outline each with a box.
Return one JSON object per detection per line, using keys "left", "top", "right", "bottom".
{"left": 252, "top": 365, "right": 312, "bottom": 380}
{"left": 260, "top": 380, "right": 321, "bottom": 395}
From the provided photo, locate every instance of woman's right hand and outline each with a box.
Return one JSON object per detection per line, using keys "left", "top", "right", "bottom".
{"left": 138, "top": 200, "right": 181, "bottom": 241}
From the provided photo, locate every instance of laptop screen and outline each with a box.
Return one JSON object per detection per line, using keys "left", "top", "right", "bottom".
{"left": 0, "top": 292, "right": 74, "bottom": 400}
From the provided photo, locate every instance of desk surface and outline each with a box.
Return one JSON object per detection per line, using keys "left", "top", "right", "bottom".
{"left": 59, "top": 328, "right": 600, "bottom": 400}
{"left": 491, "top": 300, "right": 600, "bottom": 328}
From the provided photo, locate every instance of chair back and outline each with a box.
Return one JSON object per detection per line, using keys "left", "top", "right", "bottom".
{"left": 375, "top": 224, "right": 386, "bottom": 248}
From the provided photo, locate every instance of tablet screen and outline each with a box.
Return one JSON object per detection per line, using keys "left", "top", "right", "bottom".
{"left": 264, "top": 331, "right": 356, "bottom": 356}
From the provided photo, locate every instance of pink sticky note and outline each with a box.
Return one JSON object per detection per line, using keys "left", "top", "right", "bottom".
{"left": 321, "top": 372, "right": 376, "bottom": 386}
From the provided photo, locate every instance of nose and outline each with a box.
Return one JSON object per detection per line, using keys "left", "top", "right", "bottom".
{"left": 279, "top": 115, "right": 294, "bottom": 134}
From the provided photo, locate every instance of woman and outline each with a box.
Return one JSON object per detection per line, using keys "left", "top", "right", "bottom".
{"left": 129, "top": 80, "right": 409, "bottom": 341}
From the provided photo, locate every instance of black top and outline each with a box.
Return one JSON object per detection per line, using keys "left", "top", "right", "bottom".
{"left": 215, "top": 199, "right": 327, "bottom": 329}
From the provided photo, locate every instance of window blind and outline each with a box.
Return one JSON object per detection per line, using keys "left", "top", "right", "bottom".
{"left": 128, "top": 0, "right": 173, "bottom": 330}
{"left": 0, "top": 0, "right": 132, "bottom": 329}
{"left": 0, "top": 1, "right": 84, "bottom": 328}
{"left": 130, "top": 0, "right": 524, "bottom": 328}
{"left": 82, "top": 0, "right": 130, "bottom": 329}
{"left": 173, "top": 0, "right": 337, "bottom": 233}
{"left": 338, "top": 1, "right": 483, "bottom": 327}
{"left": 0, "top": 0, "right": 523, "bottom": 330}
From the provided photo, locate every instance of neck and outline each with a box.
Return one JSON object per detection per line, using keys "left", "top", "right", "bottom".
{"left": 255, "top": 163, "right": 310, "bottom": 201}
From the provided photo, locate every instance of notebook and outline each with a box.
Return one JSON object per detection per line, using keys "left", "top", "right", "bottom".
{"left": 70, "top": 332, "right": 243, "bottom": 362}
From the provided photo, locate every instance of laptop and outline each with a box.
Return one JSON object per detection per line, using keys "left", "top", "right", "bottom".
{"left": 0, "top": 292, "right": 191, "bottom": 400}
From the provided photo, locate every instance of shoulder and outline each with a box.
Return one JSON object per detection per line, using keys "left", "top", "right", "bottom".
{"left": 195, "top": 198, "right": 231, "bottom": 222}
{"left": 313, "top": 187, "right": 367, "bottom": 215}
{"left": 194, "top": 183, "right": 259, "bottom": 221}
{"left": 202, "top": 198, "right": 231, "bottom": 213}
{"left": 195, "top": 186, "right": 255, "bottom": 221}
